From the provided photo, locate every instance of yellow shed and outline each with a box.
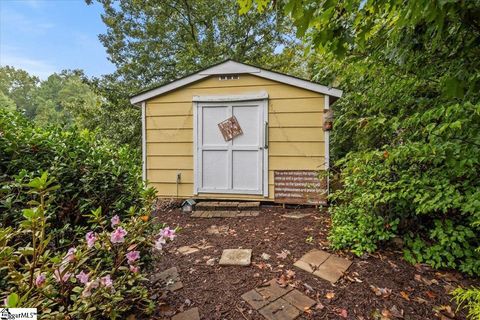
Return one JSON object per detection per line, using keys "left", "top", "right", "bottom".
{"left": 130, "top": 60, "right": 342, "bottom": 204}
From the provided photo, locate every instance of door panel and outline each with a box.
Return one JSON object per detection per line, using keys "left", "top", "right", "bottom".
{"left": 202, "top": 150, "right": 228, "bottom": 189}
{"left": 232, "top": 150, "right": 259, "bottom": 190}
{"left": 232, "top": 105, "right": 259, "bottom": 146}
{"left": 202, "top": 106, "right": 229, "bottom": 146}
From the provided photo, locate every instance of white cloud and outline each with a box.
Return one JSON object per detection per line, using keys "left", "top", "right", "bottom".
{"left": 0, "top": 51, "right": 56, "bottom": 79}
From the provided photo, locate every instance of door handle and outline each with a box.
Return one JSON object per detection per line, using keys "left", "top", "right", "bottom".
{"left": 264, "top": 122, "right": 269, "bottom": 149}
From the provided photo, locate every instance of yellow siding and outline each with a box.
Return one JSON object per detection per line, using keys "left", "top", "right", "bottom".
{"left": 145, "top": 74, "right": 326, "bottom": 201}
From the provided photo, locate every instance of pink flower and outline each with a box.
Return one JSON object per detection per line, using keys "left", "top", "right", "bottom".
{"left": 85, "top": 231, "right": 97, "bottom": 248}
{"left": 126, "top": 250, "right": 140, "bottom": 264}
{"left": 35, "top": 273, "right": 46, "bottom": 287}
{"left": 129, "top": 265, "right": 139, "bottom": 273}
{"left": 110, "top": 227, "right": 127, "bottom": 244}
{"left": 100, "top": 275, "right": 113, "bottom": 288}
{"left": 154, "top": 237, "right": 166, "bottom": 251}
{"left": 111, "top": 215, "right": 120, "bottom": 228}
{"left": 63, "top": 247, "right": 76, "bottom": 263}
{"left": 76, "top": 271, "right": 89, "bottom": 285}
{"left": 159, "top": 227, "right": 176, "bottom": 240}
{"left": 82, "top": 279, "right": 99, "bottom": 298}
{"left": 53, "top": 267, "right": 71, "bottom": 283}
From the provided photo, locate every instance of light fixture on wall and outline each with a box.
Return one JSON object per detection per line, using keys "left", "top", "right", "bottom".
{"left": 324, "top": 109, "right": 333, "bottom": 131}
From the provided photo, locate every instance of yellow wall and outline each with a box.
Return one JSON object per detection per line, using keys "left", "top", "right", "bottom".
{"left": 145, "top": 74, "right": 326, "bottom": 201}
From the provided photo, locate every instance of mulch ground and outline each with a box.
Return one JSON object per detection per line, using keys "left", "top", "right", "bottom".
{"left": 149, "top": 205, "right": 478, "bottom": 319}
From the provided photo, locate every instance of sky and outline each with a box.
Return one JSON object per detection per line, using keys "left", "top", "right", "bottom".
{"left": 0, "top": 0, "right": 115, "bottom": 79}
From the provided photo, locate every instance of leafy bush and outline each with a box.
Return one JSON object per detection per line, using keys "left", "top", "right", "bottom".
{"left": 1, "top": 173, "right": 175, "bottom": 319}
{"left": 328, "top": 101, "right": 480, "bottom": 275}
{"left": 453, "top": 286, "right": 480, "bottom": 320}
{"left": 0, "top": 109, "right": 144, "bottom": 237}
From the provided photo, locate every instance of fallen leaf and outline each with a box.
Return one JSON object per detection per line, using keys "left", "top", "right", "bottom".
{"left": 425, "top": 290, "right": 436, "bottom": 299}
{"left": 276, "top": 249, "right": 291, "bottom": 260}
{"left": 370, "top": 285, "right": 392, "bottom": 298}
{"left": 325, "top": 292, "right": 335, "bottom": 300}
{"left": 412, "top": 296, "right": 428, "bottom": 304}
{"left": 414, "top": 274, "right": 439, "bottom": 286}
{"left": 337, "top": 308, "right": 348, "bottom": 318}
{"left": 381, "top": 308, "right": 392, "bottom": 319}
{"left": 433, "top": 305, "right": 455, "bottom": 319}
{"left": 389, "top": 305, "right": 404, "bottom": 318}
{"left": 399, "top": 291, "right": 410, "bottom": 301}
{"left": 286, "top": 269, "right": 296, "bottom": 278}
{"left": 315, "top": 302, "right": 324, "bottom": 310}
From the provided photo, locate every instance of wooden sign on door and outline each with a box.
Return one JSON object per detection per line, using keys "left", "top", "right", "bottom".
{"left": 218, "top": 116, "right": 243, "bottom": 141}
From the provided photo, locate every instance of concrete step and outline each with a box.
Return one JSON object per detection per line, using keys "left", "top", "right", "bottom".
{"left": 191, "top": 210, "right": 259, "bottom": 218}
{"left": 194, "top": 201, "right": 260, "bottom": 211}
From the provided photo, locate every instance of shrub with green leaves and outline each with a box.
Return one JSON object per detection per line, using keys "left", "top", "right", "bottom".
{"left": 0, "top": 109, "right": 144, "bottom": 236}
{"left": 1, "top": 173, "right": 175, "bottom": 319}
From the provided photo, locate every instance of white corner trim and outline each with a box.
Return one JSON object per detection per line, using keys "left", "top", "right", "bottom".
{"left": 263, "top": 98, "right": 269, "bottom": 198}
{"left": 324, "top": 96, "right": 330, "bottom": 196}
{"left": 193, "top": 91, "right": 268, "bottom": 102}
{"left": 130, "top": 60, "right": 342, "bottom": 104}
{"left": 192, "top": 101, "right": 199, "bottom": 195}
{"left": 141, "top": 102, "right": 147, "bottom": 182}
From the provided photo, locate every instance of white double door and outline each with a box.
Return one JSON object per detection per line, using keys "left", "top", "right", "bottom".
{"left": 196, "top": 100, "right": 267, "bottom": 195}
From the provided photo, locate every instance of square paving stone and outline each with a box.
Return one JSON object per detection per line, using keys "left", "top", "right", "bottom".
{"left": 219, "top": 249, "right": 252, "bottom": 266}
{"left": 283, "top": 289, "right": 316, "bottom": 311}
{"left": 241, "top": 289, "right": 270, "bottom": 310}
{"left": 281, "top": 212, "right": 311, "bottom": 219}
{"left": 255, "top": 279, "right": 293, "bottom": 302}
{"left": 259, "top": 298, "right": 300, "bottom": 320}
{"left": 171, "top": 307, "right": 200, "bottom": 320}
{"left": 313, "top": 254, "right": 352, "bottom": 283}
{"left": 151, "top": 267, "right": 183, "bottom": 291}
{"left": 293, "top": 249, "right": 331, "bottom": 274}
{"left": 177, "top": 246, "right": 200, "bottom": 255}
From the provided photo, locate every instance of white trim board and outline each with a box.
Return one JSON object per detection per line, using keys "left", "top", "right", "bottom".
{"left": 141, "top": 102, "right": 147, "bottom": 182}
{"left": 130, "top": 60, "right": 342, "bottom": 104}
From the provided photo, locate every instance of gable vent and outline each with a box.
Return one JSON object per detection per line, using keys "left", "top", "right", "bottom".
{"left": 219, "top": 74, "right": 240, "bottom": 80}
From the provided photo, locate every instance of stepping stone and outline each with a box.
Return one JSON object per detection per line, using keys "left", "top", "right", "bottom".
{"left": 171, "top": 307, "right": 200, "bottom": 320}
{"left": 281, "top": 212, "right": 311, "bottom": 219}
{"left": 293, "top": 249, "right": 330, "bottom": 273}
{"left": 219, "top": 249, "right": 252, "bottom": 266}
{"left": 177, "top": 246, "right": 200, "bottom": 255}
{"left": 312, "top": 255, "right": 352, "bottom": 283}
{"left": 151, "top": 267, "right": 183, "bottom": 291}
{"left": 283, "top": 289, "right": 316, "bottom": 311}
{"left": 241, "top": 289, "right": 270, "bottom": 310}
{"left": 259, "top": 298, "right": 300, "bottom": 320}
{"left": 294, "top": 249, "right": 352, "bottom": 283}
{"left": 206, "top": 225, "right": 229, "bottom": 234}
{"left": 255, "top": 279, "right": 293, "bottom": 302}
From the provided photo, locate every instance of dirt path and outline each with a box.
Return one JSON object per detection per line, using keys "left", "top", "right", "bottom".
{"left": 151, "top": 206, "right": 477, "bottom": 319}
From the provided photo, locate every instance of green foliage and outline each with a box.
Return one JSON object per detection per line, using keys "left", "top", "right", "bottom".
{"left": 0, "top": 66, "right": 39, "bottom": 117}
{"left": 0, "top": 109, "right": 145, "bottom": 240}
{"left": 88, "top": 0, "right": 299, "bottom": 88}
{"left": 453, "top": 286, "right": 480, "bottom": 320}
{"left": 404, "top": 220, "right": 480, "bottom": 275}
{"left": 239, "top": 1, "right": 480, "bottom": 280}
{"left": 0, "top": 173, "right": 173, "bottom": 319}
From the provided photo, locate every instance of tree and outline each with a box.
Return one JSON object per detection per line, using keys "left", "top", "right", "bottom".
{"left": 87, "top": 0, "right": 299, "bottom": 88}
{"left": 0, "top": 66, "right": 39, "bottom": 117}
{"left": 32, "top": 70, "right": 102, "bottom": 128}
